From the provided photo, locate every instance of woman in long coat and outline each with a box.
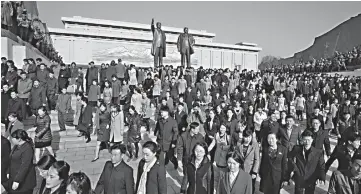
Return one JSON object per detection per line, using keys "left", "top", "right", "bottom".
{"left": 103, "top": 80, "right": 112, "bottom": 104}
{"left": 7, "top": 130, "right": 36, "bottom": 194}
{"left": 127, "top": 105, "right": 142, "bottom": 162}
{"left": 109, "top": 104, "right": 124, "bottom": 144}
{"left": 92, "top": 102, "right": 111, "bottom": 162}
{"left": 215, "top": 151, "right": 253, "bottom": 194}
{"left": 180, "top": 142, "right": 213, "bottom": 194}
{"left": 136, "top": 141, "right": 167, "bottom": 194}
{"left": 73, "top": 92, "right": 83, "bottom": 126}
{"left": 70, "top": 62, "right": 79, "bottom": 89}
{"left": 177, "top": 75, "right": 187, "bottom": 95}
{"left": 259, "top": 132, "right": 288, "bottom": 194}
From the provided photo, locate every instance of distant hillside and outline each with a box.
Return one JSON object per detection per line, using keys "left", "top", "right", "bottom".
{"left": 279, "top": 13, "right": 361, "bottom": 64}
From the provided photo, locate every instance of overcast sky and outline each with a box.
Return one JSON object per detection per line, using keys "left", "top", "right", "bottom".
{"left": 38, "top": 1, "right": 361, "bottom": 59}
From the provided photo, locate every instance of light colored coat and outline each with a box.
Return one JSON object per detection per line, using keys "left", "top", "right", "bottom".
{"left": 131, "top": 93, "right": 143, "bottom": 114}
{"left": 17, "top": 78, "right": 33, "bottom": 99}
{"left": 109, "top": 111, "right": 124, "bottom": 142}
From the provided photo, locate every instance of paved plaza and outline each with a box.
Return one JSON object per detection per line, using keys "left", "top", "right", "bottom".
{"left": 1, "top": 95, "right": 336, "bottom": 194}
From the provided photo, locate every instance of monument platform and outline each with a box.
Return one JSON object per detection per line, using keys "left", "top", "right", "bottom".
{"left": 49, "top": 16, "right": 262, "bottom": 70}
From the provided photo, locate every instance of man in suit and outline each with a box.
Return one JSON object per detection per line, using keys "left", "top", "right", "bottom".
{"left": 154, "top": 106, "right": 178, "bottom": 168}
{"left": 326, "top": 132, "right": 361, "bottom": 172}
{"left": 278, "top": 115, "right": 302, "bottom": 151}
{"left": 177, "top": 27, "right": 195, "bottom": 68}
{"left": 287, "top": 130, "right": 326, "bottom": 194}
{"left": 151, "top": 18, "right": 166, "bottom": 68}
{"left": 77, "top": 97, "right": 93, "bottom": 143}
{"left": 328, "top": 155, "right": 361, "bottom": 194}
{"left": 175, "top": 102, "right": 188, "bottom": 134}
{"left": 94, "top": 143, "right": 134, "bottom": 194}
{"left": 56, "top": 87, "right": 72, "bottom": 131}
{"left": 233, "top": 129, "right": 260, "bottom": 193}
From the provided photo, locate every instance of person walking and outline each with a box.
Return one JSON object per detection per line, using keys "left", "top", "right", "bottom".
{"left": 6, "top": 130, "right": 36, "bottom": 194}
{"left": 33, "top": 106, "right": 55, "bottom": 163}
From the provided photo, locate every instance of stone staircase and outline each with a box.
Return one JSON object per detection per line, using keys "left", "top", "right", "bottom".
{"left": 1, "top": 93, "right": 339, "bottom": 194}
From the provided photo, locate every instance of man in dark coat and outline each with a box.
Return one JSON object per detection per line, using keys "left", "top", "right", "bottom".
{"left": 177, "top": 27, "right": 195, "bottom": 68}
{"left": 27, "top": 59, "right": 37, "bottom": 81}
{"left": 176, "top": 122, "right": 204, "bottom": 168}
{"left": 328, "top": 156, "right": 361, "bottom": 194}
{"left": 1, "top": 57, "right": 8, "bottom": 78}
{"left": 56, "top": 88, "right": 72, "bottom": 131}
{"left": 115, "top": 58, "right": 126, "bottom": 82}
{"left": 27, "top": 80, "right": 47, "bottom": 116}
{"left": 151, "top": 18, "right": 166, "bottom": 68}
{"left": 58, "top": 63, "right": 71, "bottom": 93}
{"left": 260, "top": 112, "right": 280, "bottom": 148}
{"left": 5, "top": 62, "right": 18, "bottom": 91}
{"left": 287, "top": 130, "right": 326, "bottom": 194}
{"left": 46, "top": 71, "right": 58, "bottom": 110}
{"left": 309, "top": 118, "right": 331, "bottom": 157}
{"left": 8, "top": 90, "right": 26, "bottom": 122}
{"left": 77, "top": 97, "right": 93, "bottom": 143}
{"left": 1, "top": 135, "right": 11, "bottom": 189}
{"left": 85, "top": 61, "right": 99, "bottom": 93}
{"left": 154, "top": 106, "right": 178, "bottom": 168}
{"left": 35, "top": 63, "right": 49, "bottom": 87}
{"left": 174, "top": 102, "right": 188, "bottom": 134}
{"left": 94, "top": 144, "right": 134, "bottom": 194}
{"left": 325, "top": 132, "right": 361, "bottom": 172}
{"left": 283, "top": 87, "right": 294, "bottom": 114}
{"left": 1, "top": 83, "right": 11, "bottom": 125}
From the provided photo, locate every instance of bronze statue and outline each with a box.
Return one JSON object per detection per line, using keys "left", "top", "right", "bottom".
{"left": 177, "top": 27, "right": 195, "bottom": 68}
{"left": 150, "top": 18, "right": 166, "bottom": 68}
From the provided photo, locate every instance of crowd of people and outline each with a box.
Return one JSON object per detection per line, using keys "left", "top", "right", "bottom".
{"left": 1, "top": 1, "right": 63, "bottom": 63}
{"left": 262, "top": 45, "right": 361, "bottom": 74}
{"left": 1, "top": 55, "right": 361, "bottom": 194}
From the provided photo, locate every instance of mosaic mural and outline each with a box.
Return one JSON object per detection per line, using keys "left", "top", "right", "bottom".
{"left": 92, "top": 41, "right": 198, "bottom": 67}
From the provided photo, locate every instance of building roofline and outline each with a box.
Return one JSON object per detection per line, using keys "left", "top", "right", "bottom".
{"left": 61, "top": 16, "right": 216, "bottom": 38}
{"left": 49, "top": 27, "right": 262, "bottom": 52}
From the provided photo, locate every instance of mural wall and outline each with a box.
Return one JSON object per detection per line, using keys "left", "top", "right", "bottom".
{"left": 51, "top": 36, "right": 258, "bottom": 70}
{"left": 92, "top": 41, "right": 198, "bottom": 67}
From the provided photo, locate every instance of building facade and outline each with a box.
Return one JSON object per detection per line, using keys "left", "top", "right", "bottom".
{"left": 49, "top": 16, "right": 261, "bottom": 70}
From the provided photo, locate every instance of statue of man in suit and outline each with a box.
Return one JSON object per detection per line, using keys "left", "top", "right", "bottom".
{"left": 150, "top": 18, "right": 166, "bottom": 68}
{"left": 177, "top": 27, "right": 195, "bottom": 68}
